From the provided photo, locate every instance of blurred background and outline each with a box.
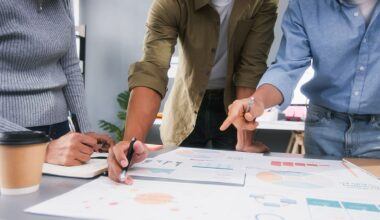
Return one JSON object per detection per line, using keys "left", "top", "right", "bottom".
{"left": 73, "top": 0, "right": 313, "bottom": 152}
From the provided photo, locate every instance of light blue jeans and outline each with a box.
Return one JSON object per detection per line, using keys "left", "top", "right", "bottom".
{"left": 304, "top": 104, "right": 380, "bottom": 159}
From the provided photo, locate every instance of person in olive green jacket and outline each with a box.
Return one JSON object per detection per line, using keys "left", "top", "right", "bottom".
{"left": 108, "top": 0, "right": 278, "bottom": 184}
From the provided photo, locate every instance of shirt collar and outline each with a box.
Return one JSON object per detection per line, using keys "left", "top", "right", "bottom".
{"left": 337, "top": 0, "right": 357, "bottom": 7}
{"left": 338, "top": 0, "right": 347, "bottom": 5}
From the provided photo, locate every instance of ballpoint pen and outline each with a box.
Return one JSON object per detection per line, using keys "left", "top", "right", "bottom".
{"left": 119, "top": 137, "right": 137, "bottom": 182}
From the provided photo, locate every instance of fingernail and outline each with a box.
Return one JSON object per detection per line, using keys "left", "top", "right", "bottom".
{"left": 120, "top": 160, "right": 128, "bottom": 168}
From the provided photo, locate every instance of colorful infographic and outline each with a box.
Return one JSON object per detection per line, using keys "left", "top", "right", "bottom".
{"left": 26, "top": 148, "right": 380, "bottom": 220}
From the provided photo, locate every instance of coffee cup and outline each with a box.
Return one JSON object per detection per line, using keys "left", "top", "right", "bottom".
{"left": 0, "top": 131, "right": 50, "bottom": 195}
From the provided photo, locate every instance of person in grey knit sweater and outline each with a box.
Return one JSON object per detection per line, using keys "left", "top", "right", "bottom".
{"left": 0, "top": 0, "right": 114, "bottom": 166}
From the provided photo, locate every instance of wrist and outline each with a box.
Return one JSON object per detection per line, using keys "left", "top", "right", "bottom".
{"left": 250, "top": 95, "right": 264, "bottom": 108}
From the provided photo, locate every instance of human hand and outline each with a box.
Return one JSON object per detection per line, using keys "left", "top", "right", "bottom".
{"left": 236, "top": 129, "right": 270, "bottom": 153}
{"left": 220, "top": 97, "right": 265, "bottom": 132}
{"left": 107, "top": 141, "right": 162, "bottom": 185}
{"left": 45, "top": 132, "right": 98, "bottom": 166}
{"left": 85, "top": 132, "right": 115, "bottom": 152}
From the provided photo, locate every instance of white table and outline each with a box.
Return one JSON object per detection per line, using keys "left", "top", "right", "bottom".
{"left": 154, "top": 119, "right": 306, "bottom": 153}
{"left": 154, "top": 119, "right": 304, "bottom": 131}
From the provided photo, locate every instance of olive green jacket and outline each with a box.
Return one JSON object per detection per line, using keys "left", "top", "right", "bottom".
{"left": 129, "top": 0, "right": 278, "bottom": 146}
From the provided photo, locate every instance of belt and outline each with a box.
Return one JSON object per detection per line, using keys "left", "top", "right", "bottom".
{"left": 309, "top": 104, "right": 380, "bottom": 122}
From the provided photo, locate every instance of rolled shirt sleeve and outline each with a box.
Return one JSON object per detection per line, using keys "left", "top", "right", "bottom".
{"left": 234, "top": 0, "right": 278, "bottom": 89}
{"left": 128, "top": 0, "right": 181, "bottom": 98}
{"left": 257, "top": 0, "right": 312, "bottom": 110}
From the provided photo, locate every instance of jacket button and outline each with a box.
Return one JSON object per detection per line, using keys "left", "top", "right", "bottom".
{"left": 211, "top": 48, "right": 216, "bottom": 53}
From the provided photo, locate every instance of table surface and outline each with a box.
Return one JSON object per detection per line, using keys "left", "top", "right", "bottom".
{"left": 0, "top": 147, "right": 177, "bottom": 220}
{"left": 154, "top": 119, "right": 305, "bottom": 131}
{"left": 1, "top": 151, "right": 377, "bottom": 220}
{"left": 0, "top": 176, "right": 89, "bottom": 220}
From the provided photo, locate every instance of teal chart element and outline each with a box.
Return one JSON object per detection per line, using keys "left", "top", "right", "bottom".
{"left": 307, "top": 198, "right": 380, "bottom": 213}
{"left": 250, "top": 194, "right": 297, "bottom": 208}
{"left": 192, "top": 162, "right": 234, "bottom": 171}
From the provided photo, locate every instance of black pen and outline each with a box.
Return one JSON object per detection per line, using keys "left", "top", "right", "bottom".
{"left": 119, "top": 137, "right": 137, "bottom": 182}
{"left": 67, "top": 111, "right": 81, "bottom": 133}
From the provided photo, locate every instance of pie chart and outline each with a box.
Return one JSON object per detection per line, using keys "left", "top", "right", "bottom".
{"left": 256, "top": 170, "right": 333, "bottom": 189}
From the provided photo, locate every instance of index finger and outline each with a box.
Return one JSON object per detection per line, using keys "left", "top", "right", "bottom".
{"left": 146, "top": 144, "right": 163, "bottom": 152}
{"left": 220, "top": 114, "right": 237, "bottom": 131}
{"left": 132, "top": 140, "right": 148, "bottom": 155}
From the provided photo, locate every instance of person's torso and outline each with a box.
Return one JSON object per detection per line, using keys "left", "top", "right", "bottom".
{"left": 0, "top": 0, "right": 74, "bottom": 127}
{"left": 207, "top": 0, "right": 235, "bottom": 89}
{"left": 161, "top": 0, "right": 270, "bottom": 145}
{"left": 0, "top": 0, "right": 73, "bottom": 92}
{"left": 298, "top": 0, "right": 380, "bottom": 114}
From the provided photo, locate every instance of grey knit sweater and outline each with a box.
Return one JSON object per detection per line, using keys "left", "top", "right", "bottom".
{"left": 0, "top": 0, "right": 91, "bottom": 132}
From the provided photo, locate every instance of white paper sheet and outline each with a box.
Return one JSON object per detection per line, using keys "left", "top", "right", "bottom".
{"left": 245, "top": 157, "right": 380, "bottom": 200}
{"left": 128, "top": 157, "right": 246, "bottom": 185}
{"left": 154, "top": 147, "right": 264, "bottom": 166}
{"left": 42, "top": 153, "right": 108, "bottom": 178}
{"left": 26, "top": 177, "right": 380, "bottom": 220}
{"left": 26, "top": 148, "right": 380, "bottom": 220}
{"left": 25, "top": 177, "right": 248, "bottom": 220}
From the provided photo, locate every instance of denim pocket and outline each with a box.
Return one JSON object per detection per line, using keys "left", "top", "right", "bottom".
{"left": 370, "top": 117, "right": 380, "bottom": 129}
{"left": 305, "top": 108, "right": 327, "bottom": 126}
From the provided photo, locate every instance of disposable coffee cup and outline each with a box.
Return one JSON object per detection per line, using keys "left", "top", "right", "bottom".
{"left": 0, "top": 131, "right": 50, "bottom": 195}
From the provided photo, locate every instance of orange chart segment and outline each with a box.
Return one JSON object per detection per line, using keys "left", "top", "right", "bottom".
{"left": 134, "top": 193, "right": 174, "bottom": 205}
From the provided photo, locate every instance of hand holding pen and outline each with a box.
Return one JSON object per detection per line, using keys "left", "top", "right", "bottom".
{"left": 68, "top": 111, "right": 115, "bottom": 152}
{"left": 107, "top": 138, "right": 163, "bottom": 185}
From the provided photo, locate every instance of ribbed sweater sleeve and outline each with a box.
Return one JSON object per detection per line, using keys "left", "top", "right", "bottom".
{"left": 0, "top": 116, "right": 29, "bottom": 132}
{"left": 60, "top": 0, "right": 92, "bottom": 133}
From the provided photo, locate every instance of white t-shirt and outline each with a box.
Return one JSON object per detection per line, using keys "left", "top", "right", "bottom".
{"left": 207, "top": 0, "right": 235, "bottom": 90}
{"left": 346, "top": 0, "right": 378, "bottom": 25}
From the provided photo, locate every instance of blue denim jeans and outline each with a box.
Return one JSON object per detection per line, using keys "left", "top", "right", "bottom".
{"left": 304, "top": 104, "right": 380, "bottom": 159}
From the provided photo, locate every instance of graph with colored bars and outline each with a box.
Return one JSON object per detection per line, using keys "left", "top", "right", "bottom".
{"left": 271, "top": 161, "right": 330, "bottom": 168}
{"left": 307, "top": 198, "right": 380, "bottom": 220}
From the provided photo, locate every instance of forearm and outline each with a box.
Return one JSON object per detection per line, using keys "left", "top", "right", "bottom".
{"left": 123, "top": 87, "right": 161, "bottom": 142}
{"left": 253, "top": 84, "right": 283, "bottom": 109}
{"left": 236, "top": 86, "right": 255, "bottom": 99}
